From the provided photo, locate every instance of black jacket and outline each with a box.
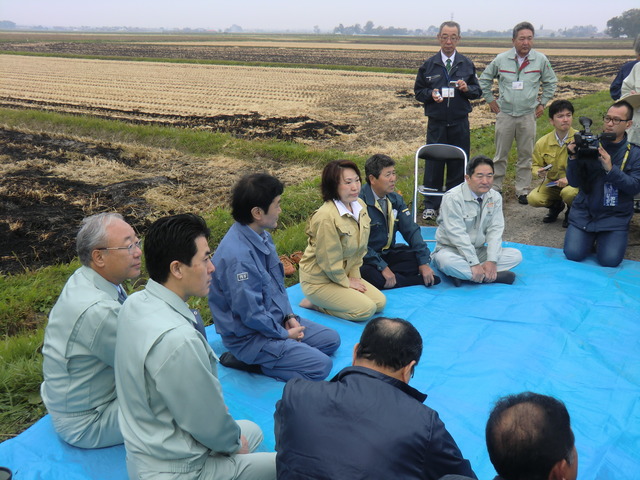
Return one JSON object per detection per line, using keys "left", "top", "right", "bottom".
{"left": 414, "top": 51, "right": 482, "bottom": 122}
{"left": 275, "top": 366, "right": 477, "bottom": 480}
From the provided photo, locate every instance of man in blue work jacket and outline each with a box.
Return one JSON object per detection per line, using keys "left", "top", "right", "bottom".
{"left": 208, "top": 173, "right": 340, "bottom": 381}
{"left": 360, "top": 154, "right": 440, "bottom": 289}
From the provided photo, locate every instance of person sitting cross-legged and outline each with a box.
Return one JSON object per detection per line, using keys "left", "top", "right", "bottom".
{"left": 432, "top": 155, "right": 522, "bottom": 286}
{"left": 359, "top": 153, "right": 440, "bottom": 290}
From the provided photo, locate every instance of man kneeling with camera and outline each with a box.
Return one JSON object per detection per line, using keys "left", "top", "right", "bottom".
{"left": 563, "top": 100, "right": 640, "bottom": 267}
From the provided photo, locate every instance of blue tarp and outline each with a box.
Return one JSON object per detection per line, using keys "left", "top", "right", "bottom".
{"left": 2, "top": 229, "right": 639, "bottom": 479}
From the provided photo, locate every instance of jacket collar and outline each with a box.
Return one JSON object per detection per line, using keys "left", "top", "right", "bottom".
{"left": 234, "top": 222, "right": 272, "bottom": 255}
{"left": 144, "top": 278, "right": 195, "bottom": 322}
{"left": 331, "top": 366, "right": 428, "bottom": 403}
{"left": 80, "top": 265, "right": 119, "bottom": 301}
{"left": 508, "top": 46, "right": 538, "bottom": 61}
{"left": 360, "top": 183, "right": 378, "bottom": 206}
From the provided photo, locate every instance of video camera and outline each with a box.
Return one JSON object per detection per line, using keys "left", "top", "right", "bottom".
{"left": 573, "top": 117, "right": 616, "bottom": 158}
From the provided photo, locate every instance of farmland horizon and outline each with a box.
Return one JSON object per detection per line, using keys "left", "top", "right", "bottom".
{"left": 1, "top": 0, "right": 638, "bottom": 35}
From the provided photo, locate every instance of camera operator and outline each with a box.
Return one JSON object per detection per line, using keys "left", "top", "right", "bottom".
{"left": 564, "top": 100, "right": 640, "bottom": 267}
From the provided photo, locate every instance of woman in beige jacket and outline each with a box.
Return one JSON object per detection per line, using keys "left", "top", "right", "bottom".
{"left": 299, "top": 160, "right": 386, "bottom": 321}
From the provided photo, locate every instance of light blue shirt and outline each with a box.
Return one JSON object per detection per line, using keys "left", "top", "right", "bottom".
{"left": 115, "top": 279, "right": 241, "bottom": 474}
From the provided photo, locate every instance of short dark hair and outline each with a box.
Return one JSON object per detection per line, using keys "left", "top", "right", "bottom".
{"left": 548, "top": 99, "right": 574, "bottom": 119}
{"left": 513, "top": 21, "right": 534, "bottom": 39}
{"left": 439, "top": 21, "right": 460, "bottom": 36}
{"left": 364, "top": 154, "right": 395, "bottom": 184}
{"left": 611, "top": 100, "right": 634, "bottom": 121}
{"left": 231, "top": 173, "right": 284, "bottom": 225}
{"left": 144, "top": 213, "right": 210, "bottom": 283}
{"left": 466, "top": 155, "right": 494, "bottom": 176}
{"left": 321, "top": 160, "right": 361, "bottom": 202}
{"left": 355, "top": 317, "right": 422, "bottom": 371}
{"left": 486, "top": 392, "right": 575, "bottom": 480}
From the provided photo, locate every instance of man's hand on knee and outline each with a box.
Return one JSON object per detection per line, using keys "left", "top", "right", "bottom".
{"left": 381, "top": 267, "right": 397, "bottom": 289}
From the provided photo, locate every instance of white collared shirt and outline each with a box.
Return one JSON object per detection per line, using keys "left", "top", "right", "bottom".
{"left": 333, "top": 199, "right": 362, "bottom": 222}
{"left": 441, "top": 51, "right": 456, "bottom": 66}
{"left": 555, "top": 130, "right": 570, "bottom": 147}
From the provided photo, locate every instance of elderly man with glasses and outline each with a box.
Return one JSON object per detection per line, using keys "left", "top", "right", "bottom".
{"left": 41, "top": 212, "right": 142, "bottom": 448}
{"left": 414, "top": 20, "right": 482, "bottom": 221}
{"left": 563, "top": 100, "right": 640, "bottom": 267}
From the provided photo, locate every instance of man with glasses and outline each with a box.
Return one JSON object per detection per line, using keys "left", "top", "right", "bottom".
{"left": 564, "top": 100, "right": 640, "bottom": 267}
{"left": 479, "top": 22, "right": 557, "bottom": 204}
{"left": 414, "top": 20, "right": 482, "bottom": 221}
{"left": 41, "top": 213, "right": 141, "bottom": 448}
{"left": 432, "top": 156, "right": 522, "bottom": 286}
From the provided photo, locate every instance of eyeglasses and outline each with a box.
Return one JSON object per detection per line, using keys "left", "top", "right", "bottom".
{"left": 439, "top": 35, "right": 459, "bottom": 42}
{"left": 97, "top": 240, "right": 142, "bottom": 255}
{"left": 603, "top": 116, "right": 631, "bottom": 125}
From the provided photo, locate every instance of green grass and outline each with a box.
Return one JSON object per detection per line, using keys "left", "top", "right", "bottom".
{"left": 0, "top": 88, "right": 614, "bottom": 439}
{"left": 0, "top": 107, "right": 351, "bottom": 167}
{"left": 0, "top": 330, "right": 46, "bottom": 439}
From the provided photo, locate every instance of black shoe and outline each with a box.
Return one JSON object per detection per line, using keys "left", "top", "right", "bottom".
{"left": 219, "top": 352, "right": 262, "bottom": 374}
{"left": 494, "top": 271, "right": 516, "bottom": 285}
{"left": 517, "top": 194, "right": 528, "bottom": 205}
{"left": 562, "top": 206, "right": 570, "bottom": 228}
{"left": 445, "top": 274, "right": 462, "bottom": 287}
{"left": 543, "top": 200, "right": 565, "bottom": 223}
{"left": 634, "top": 200, "right": 640, "bottom": 213}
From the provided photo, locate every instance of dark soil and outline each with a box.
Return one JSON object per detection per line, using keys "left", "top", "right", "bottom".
{"left": 0, "top": 128, "right": 171, "bottom": 273}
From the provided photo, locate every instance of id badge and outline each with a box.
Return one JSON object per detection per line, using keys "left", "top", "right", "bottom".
{"left": 512, "top": 81, "right": 524, "bottom": 90}
{"left": 441, "top": 87, "right": 455, "bottom": 98}
{"left": 603, "top": 183, "right": 618, "bottom": 207}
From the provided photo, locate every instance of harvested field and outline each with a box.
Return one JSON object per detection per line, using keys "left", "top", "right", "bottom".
{"left": 0, "top": 39, "right": 632, "bottom": 273}
{"left": 0, "top": 54, "right": 609, "bottom": 157}
{"left": 0, "top": 41, "right": 629, "bottom": 76}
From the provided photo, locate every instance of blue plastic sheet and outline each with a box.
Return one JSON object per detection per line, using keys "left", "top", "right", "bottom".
{"left": 2, "top": 229, "right": 639, "bottom": 479}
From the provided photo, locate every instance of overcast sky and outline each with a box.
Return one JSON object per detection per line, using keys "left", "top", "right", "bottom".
{"left": 1, "top": 1, "right": 637, "bottom": 33}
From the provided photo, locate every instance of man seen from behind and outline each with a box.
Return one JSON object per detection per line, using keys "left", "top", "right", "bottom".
{"left": 486, "top": 392, "right": 578, "bottom": 480}
{"left": 275, "top": 316, "right": 476, "bottom": 480}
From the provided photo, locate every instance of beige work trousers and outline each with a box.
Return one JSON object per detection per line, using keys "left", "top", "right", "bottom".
{"left": 493, "top": 111, "right": 536, "bottom": 196}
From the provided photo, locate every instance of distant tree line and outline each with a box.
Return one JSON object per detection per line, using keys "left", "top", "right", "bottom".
{"left": 606, "top": 9, "right": 640, "bottom": 38}
{"left": 334, "top": 9, "right": 639, "bottom": 38}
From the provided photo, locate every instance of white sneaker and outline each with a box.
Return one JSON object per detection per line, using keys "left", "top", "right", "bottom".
{"left": 422, "top": 209, "right": 437, "bottom": 220}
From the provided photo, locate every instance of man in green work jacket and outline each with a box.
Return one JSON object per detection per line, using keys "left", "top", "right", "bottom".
{"left": 479, "top": 21, "right": 557, "bottom": 204}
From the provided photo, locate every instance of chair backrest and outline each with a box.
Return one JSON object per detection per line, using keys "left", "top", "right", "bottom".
{"left": 417, "top": 143, "right": 467, "bottom": 164}
{"left": 413, "top": 144, "right": 468, "bottom": 222}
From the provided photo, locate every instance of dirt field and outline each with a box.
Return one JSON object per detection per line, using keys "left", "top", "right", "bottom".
{"left": 0, "top": 39, "right": 637, "bottom": 274}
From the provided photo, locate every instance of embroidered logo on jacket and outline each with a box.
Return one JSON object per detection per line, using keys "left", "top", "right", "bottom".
{"left": 237, "top": 272, "right": 248, "bottom": 281}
